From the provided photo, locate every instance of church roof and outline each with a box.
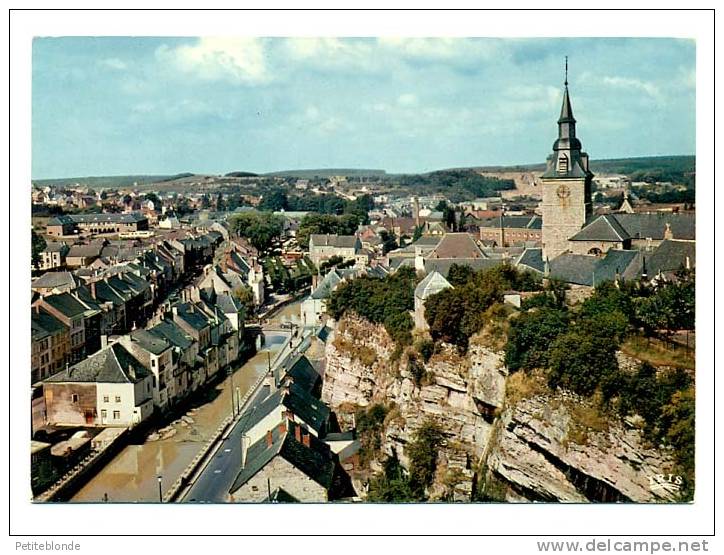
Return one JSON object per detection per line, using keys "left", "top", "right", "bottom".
{"left": 427, "top": 233, "right": 486, "bottom": 260}
{"left": 516, "top": 247, "right": 545, "bottom": 273}
{"left": 647, "top": 239, "right": 695, "bottom": 276}
{"left": 415, "top": 271, "right": 452, "bottom": 300}
{"left": 570, "top": 213, "right": 695, "bottom": 243}
{"left": 570, "top": 214, "right": 630, "bottom": 242}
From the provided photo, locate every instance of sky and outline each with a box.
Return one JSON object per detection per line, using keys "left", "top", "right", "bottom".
{"left": 31, "top": 37, "right": 695, "bottom": 179}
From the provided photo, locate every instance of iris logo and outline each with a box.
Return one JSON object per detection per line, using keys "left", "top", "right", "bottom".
{"left": 648, "top": 473, "right": 683, "bottom": 494}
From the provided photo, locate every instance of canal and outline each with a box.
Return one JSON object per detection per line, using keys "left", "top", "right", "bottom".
{"left": 71, "top": 330, "right": 290, "bottom": 503}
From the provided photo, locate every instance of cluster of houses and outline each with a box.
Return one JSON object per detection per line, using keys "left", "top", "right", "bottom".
{"left": 31, "top": 226, "right": 269, "bottom": 435}
{"left": 226, "top": 348, "right": 358, "bottom": 502}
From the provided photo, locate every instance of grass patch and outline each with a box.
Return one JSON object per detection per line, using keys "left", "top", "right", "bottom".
{"left": 333, "top": 337, "right": 378, "bottom": 367}
{"left": 622, "top": 335, "right": 694, "bottom": 371}
{"left": 505, "top": 370, "right": 548, "bottom": 406}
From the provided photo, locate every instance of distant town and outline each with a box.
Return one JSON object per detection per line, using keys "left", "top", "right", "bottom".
{"left": 30, "top": 81, "right": 695, "bottom": 503}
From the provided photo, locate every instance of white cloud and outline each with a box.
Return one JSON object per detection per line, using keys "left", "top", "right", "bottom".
{"left": 284, "top": 38, "right": 376, "bottom": 71}
{"left": 600, "top": 75, "right": 663, "bottom": 101}
{"left": 156, "top": 38, "right": 270, "bottom": 85}
{"left": 100, "top": 58, "right": 128, "bottom": 70}
{"left": 397, "top": 93, "right": 418, "bottom": 107}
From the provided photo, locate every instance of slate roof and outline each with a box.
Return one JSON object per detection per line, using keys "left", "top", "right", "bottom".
{"left": 31, "top": 272, "right": 78, "bottom": 291}
{"left": 148, "top": 320, "right": 195, "bottom": 350}
{"left": 549, "top": 254, "right": 600, "bottom": 286}
{"left": 241, "top": 381, "right": 329, "bottom": 437}
{"left": 479, "top": 215, "right": 542, "bottom": 230}
{"left": 310, "top": 234, "right": 359, "bottom": 249}
{"left": 127, "top": 329, "right": 171, "bottom": 355}
{"left": 571, "top": 213, "right": 695, "bottom": 242}
{"left": 282, "top": 355, "right": 321, "bottom": 395}
{"left": 176, "top": 303, "right": 210, "bottom": 331}
{"left": 427, "top": 233, "right": 486, "bottom": 260}
{"left": 593, "top": 249, "right": 642, "bottom": 283}
{"left": 515, "top": 248, "right": 545, "bottom": 273}
{"left": 45, "top": 343, "right": 150, "bottom": 384}
{"left": 215, "top": 292, "right": 243, "bottom": 316}
{"left": 48, "top": 215, "right": 75, "bottom": 226}
{"left": 613, "top": 213, "right": 695, "bottom": 241}
{"left": 43, "top": 242, "right": 69, "bottom": 254}
{"left": 569, "top": 214, "right": 630, "bottom": 242}
{"left": 310, "top": 269, "right": 344, "bottom": 300}
{"left": 69, "top": 212, "right": 147, "bottom": 224}
{"left": 415, "top": 271, "right": 452, "bottom": 300}
{"left": 41, "top": 292, "right": 88, "bottom": 318}
{"left": 67, "top": 243, "right": 103, "bottom": 259}
{"left": 32, "top": 310, "right": 68, "bottom": 341}
{"left": 229, "top": 420, "right": 335, "bottom": 494}
{"left": 647, "top": 239, "right": 696, "bottom": 276}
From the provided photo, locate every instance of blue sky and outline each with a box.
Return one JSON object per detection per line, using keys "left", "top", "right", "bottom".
{"left": 32, "top": 37, "right": 695, "bottom": 178}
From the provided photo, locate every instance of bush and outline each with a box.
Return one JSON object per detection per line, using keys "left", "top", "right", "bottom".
{"left": 406, "top": 420, "right": 445, "bottom": 496}
{"left": 505, "top": 308, "right": 569, "bottom": 372}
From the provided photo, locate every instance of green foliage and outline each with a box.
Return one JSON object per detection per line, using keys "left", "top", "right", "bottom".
{"left": 297, "top": 213, "right": 361, "bottom": 248}
{"left": 231, "top": 285, "right": 255, "bottom": 317}
{"left": 229, "top": 212, "right": 283, "bottom": 252}
{"left": 379, "top": 230, "right": 399, "bottom": 255}
{"left": 406, "top": 420, "right": 445, "bottom": 496}
{"left": 659, "top": 387, "right": 695, "bottom": 478}
{"left": 31, "top": 230, "right": 47, "bottom": 270}
{"left": 356, "top": 403, "right": 389, "bottom": 465}
{"left": 398, "top": 170, "right": 515, "bottom": 202}
{"left": 547, "top": 331, "right": 619, "bottom": 396}
{"left": 258, "top": 188, "right": 288, "bottom": 211}
{"left": 367, "top": 454, "right": 419, "bottom": 502}
{"left": 412, "top": 225, "right": 424, "bottom": 242}
{"left": 505, "top": 309, "right": 570, "bottom": 372}
{"left": 143, "top": 192, "right": 161, "bottom": 207}
{"left": 636, "top": 274, "right": 695, "bottom": 335}
{"left": 328, "top": 267, "right": 417, "bottom": 345}
{"left": 426, "top": 263, "right": 541, "bottom": 351}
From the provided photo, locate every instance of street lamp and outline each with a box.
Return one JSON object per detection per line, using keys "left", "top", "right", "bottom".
{"left": 228, "top": 367, "right": 236, "bottom": 416}
{"left": 157, "top": 475, "right": 163, "bottom": 503}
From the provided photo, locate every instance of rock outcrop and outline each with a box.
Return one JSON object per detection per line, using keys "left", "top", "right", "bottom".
{"left": 322, "top": 315, "right": 680, "bottom": 503}
{"left": 483, "top": 386, "right": 679, "bottom": 503}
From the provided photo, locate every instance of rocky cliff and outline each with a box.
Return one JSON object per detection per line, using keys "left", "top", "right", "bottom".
{"left": 322, "top": 315, "right": 679, "bottom": 503}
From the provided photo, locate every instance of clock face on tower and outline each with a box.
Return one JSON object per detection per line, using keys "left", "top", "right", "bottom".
{"left": 557, "top": 184, "right": 571, "bottom": 199}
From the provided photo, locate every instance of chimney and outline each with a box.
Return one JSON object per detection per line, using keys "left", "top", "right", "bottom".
{"left": 172, "top": 306, "right": 178, "bottom": 317}
{"left": 294, "top": 425, "right": 301, "bottom": 443}
{"left": 266, "top": 429, "right": 273, "bottom": 447}
{"left": 101, "top": 335, "right": 108, "bottom": 349}
{"left": 664, "top": 222, "right": 674, "bottom": 240}
{"left": 302, "top": 432, "right": 310, "bottom": 448}
{"left": 127, "top": 364, "right": 136, "bottom": 380}
{"left": 90, "top": 281, "right": 97, "bottom": 299}
{"left": 685, "top": 256, "right": 691, "bottom": 270}
{"left": 413, "top": 196, "right": 420, "bottom": 227}
{"left": 278, "top": 421, "right": 287, "bottom": 434}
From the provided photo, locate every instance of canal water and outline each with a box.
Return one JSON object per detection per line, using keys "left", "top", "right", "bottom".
{"left": 71, "top": 331, "right": 290, "bottom": 503}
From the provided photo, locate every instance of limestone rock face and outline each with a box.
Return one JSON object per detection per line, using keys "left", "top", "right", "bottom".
{"left": 322, "top": 317, "right": 507, "bottom": 499}
{"left": 484, "top": 392, "right": 679, "bottom": 503}
{"left": 321, "top": 315, "right": 679, "bottom": 503}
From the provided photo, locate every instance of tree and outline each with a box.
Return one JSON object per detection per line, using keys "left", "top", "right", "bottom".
{"left": 407, "top": 420, "right": 445, "bottom": 496}
{"left": 547, "top": 331, "right": 619, "bottom": 396}
{"left": 379, "top": 230, "right": 398, "bottom": 255}
{"left": 144, "top": 192, "right": 161, "bottom": 207}
{"left": 367, "top": 454, "right": 418, "bottom": 502}
{"left": 31, "top": 230, "right": 46, "bottom": 270}
{"left": 232, "top": 285, "right": 255, "bottom": 317}
{"left": 201, "top": 194, "right": 211, "bottom": 209}
{"left": 229, "top": 212, "right": 283, "bottom": 252}
{"left": 259, "top": 188, "right": 288, "bottom": 211}
{"left": 412, "top": 225, "right": 424, "bottom": 242}
{"left": 505, "top": 308, "right": 569, "bottom": 372}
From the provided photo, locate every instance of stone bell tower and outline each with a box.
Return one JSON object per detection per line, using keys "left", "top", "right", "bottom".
{"left": 541, "top": 58, "right": 593, "bottom": 260}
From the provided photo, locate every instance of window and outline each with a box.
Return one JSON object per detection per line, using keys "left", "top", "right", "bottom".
{"left": 101, "top": 409, "right": 107, "bottom": 419}
{"left": 115, "top": 395, "right": 121, "bottom": 403}
{"left": 151, "top": 359, "right": 156, "bottom": 367}
{"left": 113, "top": 410, "right": 120, "bottom": 420}
{"left": 71, "top": 394, "right": 79, "bottom": 403}
{"left": 103, "top": 395, "right": 109, "bottom": 402}
{"left": 557, "top": 154, "right": 569, "bottom": 174}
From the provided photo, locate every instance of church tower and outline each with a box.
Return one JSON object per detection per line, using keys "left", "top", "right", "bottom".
{"left": 540, "top": 59, "right": 593, "bottom": 260}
